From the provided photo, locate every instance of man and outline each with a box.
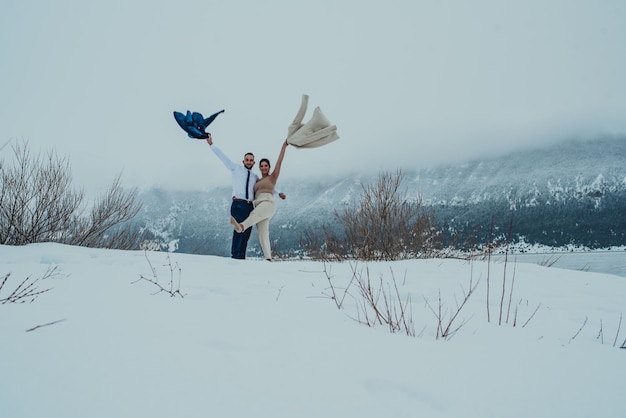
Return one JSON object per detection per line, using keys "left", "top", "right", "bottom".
{"left": 206, "top": 134, "right": 258, "bottom": 259}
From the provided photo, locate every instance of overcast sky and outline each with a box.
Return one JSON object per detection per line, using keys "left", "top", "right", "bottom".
{"left": 2, "top": 0, "right": 625, "bottom": 192}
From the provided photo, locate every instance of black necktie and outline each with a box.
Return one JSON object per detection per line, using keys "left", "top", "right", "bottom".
{"left": 245, "top": 170, "right": 250, "bottom": 200}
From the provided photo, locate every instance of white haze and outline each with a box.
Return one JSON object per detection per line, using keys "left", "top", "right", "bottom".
{"left": 1, "top": 0, "right": 626, "bottom": 192}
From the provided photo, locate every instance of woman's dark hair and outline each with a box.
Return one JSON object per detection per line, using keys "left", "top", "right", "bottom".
{"left": 259, "top": 158, "right": 271, "bottom": 167}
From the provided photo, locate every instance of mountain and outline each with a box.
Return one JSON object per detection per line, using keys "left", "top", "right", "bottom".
{"left": 132, "top": 136, "right": 626, "bottom": 256}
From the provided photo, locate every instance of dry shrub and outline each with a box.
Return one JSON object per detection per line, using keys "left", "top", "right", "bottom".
{"left": 301, "top": 170, "right": 440, "bottom": 261}
{"left": 0, "top": 140, "right": 142, "bottom": 249}
{"left": 322, "top": 262, "right": 415, "bottom": 336}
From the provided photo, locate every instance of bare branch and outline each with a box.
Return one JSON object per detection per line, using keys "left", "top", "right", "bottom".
{"left": 613, "top": 312, "right": 622, "bottom": 348}
{"left": 132, "top": 251, "right": 185, "bottom": 298}
{"left": 26, "top": 319, "right": 67, "bottom": 332}
{"left": 569, "top": 316, "right": 588, "bottom": 343}
{"left": 0, "top": 266, "right": 58, "bottom": 304}
{"left": 521, "top": 302, "right": 541, "bottom": 328}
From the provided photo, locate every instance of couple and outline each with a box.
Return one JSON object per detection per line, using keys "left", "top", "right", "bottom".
{"left": 206, "top": 134, "right": 288, "bottom": 261}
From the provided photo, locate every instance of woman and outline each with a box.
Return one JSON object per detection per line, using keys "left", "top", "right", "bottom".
{"left": 230, "top": 139, "right": 289, "bottom": 261}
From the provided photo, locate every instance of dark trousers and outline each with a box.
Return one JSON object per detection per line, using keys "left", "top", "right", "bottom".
{"left": 230, "top": 200, "right": 254, "bottom": 259}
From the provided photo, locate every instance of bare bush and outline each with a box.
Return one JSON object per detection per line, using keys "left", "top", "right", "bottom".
{"left": 320, "top": 263, "right": 355, "bottom": 309}
{"left": 423, "top": 268, "right": 478, "bottom": 340}
{"left": 321, "top": 262, "right": 415, "bottom": 336}
{"left": 132, "top": 251, "right": 185, "bottom": 298}
{"left": 352, "top": 265, "right": 415, "bottom": 336}
{"left": 0, "top": 266, "right": 59, "bottom": 304}
{"left": 0, "top": 140, "right": 142, "bottom": 249}
{"left": 299, "top": 224, "right": 346, "bottom": 262}
{"left": 66, "top": 174, "right": 142, "bottom": 248}
{"left": 301, "top": 170, "right": 440, "bottom": 261}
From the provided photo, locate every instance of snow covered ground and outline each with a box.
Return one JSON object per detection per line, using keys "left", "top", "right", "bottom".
{"left": 1, "top": 243, "right": 625, "bottom": 418}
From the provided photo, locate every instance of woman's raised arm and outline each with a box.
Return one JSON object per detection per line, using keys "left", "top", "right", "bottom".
{"left": 270, "top": 140, "right": 289, "bottom": 181}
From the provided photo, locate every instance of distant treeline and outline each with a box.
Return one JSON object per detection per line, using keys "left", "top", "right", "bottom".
{"left": 434, "top": 192, "right": 626, "bottom": 250}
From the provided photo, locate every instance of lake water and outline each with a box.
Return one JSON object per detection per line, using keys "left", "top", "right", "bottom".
{"left": 493, "top": 250, "right": 626, "bottom": 278}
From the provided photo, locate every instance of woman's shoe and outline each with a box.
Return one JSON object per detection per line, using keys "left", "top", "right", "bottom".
{"left": 230, "top": 216, "right": 244, "bottom": 233}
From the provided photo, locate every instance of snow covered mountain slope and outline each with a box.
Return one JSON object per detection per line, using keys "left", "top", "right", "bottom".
{"left": 134, "top": 136, "right": 626, "bottom": 255}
